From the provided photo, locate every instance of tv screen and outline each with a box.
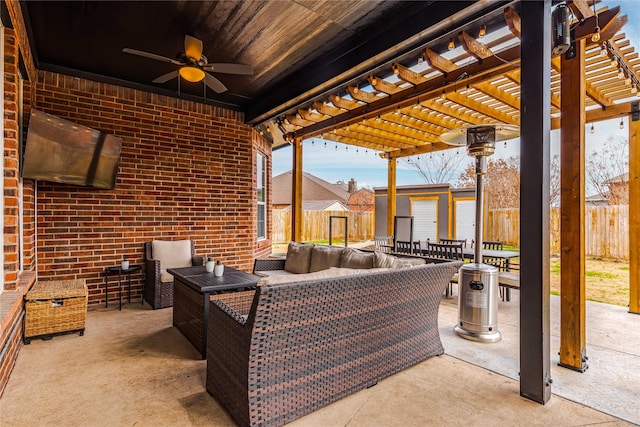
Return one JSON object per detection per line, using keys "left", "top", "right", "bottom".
{"left": 22, "top": 110, "right": 122, "bottom": 189}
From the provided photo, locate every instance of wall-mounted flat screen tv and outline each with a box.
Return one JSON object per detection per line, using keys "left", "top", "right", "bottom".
{"left": 22, "top": 110, "right": 122, "bottom": 189}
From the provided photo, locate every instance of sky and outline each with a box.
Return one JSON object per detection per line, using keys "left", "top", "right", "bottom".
{"left": 272, "top": 1, "right": 637, "bottom": 191}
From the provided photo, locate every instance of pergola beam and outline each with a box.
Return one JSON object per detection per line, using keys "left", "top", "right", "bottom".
{"left": 295, "top": 46, "right": 521, "bottom": 139}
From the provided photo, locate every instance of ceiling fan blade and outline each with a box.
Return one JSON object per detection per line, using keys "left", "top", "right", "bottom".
{"left": 184, "top": 35, "right": 203, "bottom": 60}
{"left": 152, "top": 70, "right": 179, "bottom": 84}
{"left": 122, "top": 48, "right": 182, "bottom": 65}
{"left": 204, "top": 73, "right": 227, "bottom": 93}
{"left": 203, "top": 63, "right": 254, "bottom": 75}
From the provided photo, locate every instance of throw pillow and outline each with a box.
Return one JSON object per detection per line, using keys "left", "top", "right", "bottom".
{"left": 309, "top": 245, "right": 343, "bottom": 272}
{"left": 284, "top": 242, "right": 314, "bottom": 274}
{"left": 374, "top": 251, "right": 397, "bottom": 268}
{"left": 391, "top": 256, "right": 427, "bottom": 269}
{"left": 340, "top": 248, "right": 374, "bottom": 269}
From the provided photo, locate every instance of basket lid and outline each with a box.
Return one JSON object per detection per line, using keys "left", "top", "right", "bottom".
{"left": 26, "top": 279, "right": 87, "bottom": 300}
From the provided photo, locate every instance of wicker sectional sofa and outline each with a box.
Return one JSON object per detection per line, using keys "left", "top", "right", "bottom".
{"left": 206, "top": 243, "right": 461, "bottom": 427}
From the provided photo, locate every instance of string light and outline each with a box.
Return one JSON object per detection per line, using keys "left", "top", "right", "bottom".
{"left": 478, "top": 25, "right": 486, "bottom": 38}
{"left": 600, "top": 44, "right": 607, "bottom": 57}
{"left": 603, "top": 40, "right": 640, "bottom": 97}
{"left": 590, "top": 123, "right": 595, "bottom": 134}
{"left": 369, "top": 75, "right": 378, "bottom": 86}
{"left": 592, "top": 0, "right": 601, "bottom": 43}
{"left": 448, "top": 38, "right": 455, "bottom": 51}
{"left": 417, "top": 54, "right": 424, "bottom": 65}
{"left": 392, "top": 63, "right": 399, "bottom": 75}
{"left": 440, "top": 90, "right": 447, "bottom": 100}
{"left": 619, "top": 118, "right": 624, "bottom": 129}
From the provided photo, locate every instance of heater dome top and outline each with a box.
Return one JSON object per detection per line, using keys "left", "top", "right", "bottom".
{"left": 439, "top": 124, "right": 520, "bottom": 147}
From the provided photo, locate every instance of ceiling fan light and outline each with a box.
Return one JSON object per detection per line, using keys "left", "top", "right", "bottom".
{"left": 179, "top": 66, "right": 205, "bottom": 82}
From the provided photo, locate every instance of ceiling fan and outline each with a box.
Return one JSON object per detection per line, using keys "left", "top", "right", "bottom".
{"left": 123, "top": 35, "right": 253, "bottom": 93}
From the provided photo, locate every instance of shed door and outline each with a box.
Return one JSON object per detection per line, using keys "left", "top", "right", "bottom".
{"left": 412, "top": 199, "right": 437, "bottom": 242}
{"left": 455, "top": 199, "right": 476, "bottom": 244}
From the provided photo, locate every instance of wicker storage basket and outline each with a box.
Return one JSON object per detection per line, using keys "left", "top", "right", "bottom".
{"left": 24, "top": 279, "right": 88, "bottom": 343}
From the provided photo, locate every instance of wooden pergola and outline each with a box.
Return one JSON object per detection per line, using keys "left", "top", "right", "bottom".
{"left": 269, "top": 0, "right": 639, "bottom": 401}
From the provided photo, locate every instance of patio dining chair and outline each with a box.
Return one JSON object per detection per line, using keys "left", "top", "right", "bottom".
{"left": 439, "top": 238, "right": 467, "bottom": 248}
{"left": 425, "top": 242, "right": 464, "bottom": 297}
{"left": 396, "top": 240, "right": 420, "bottom": 255}
{"left": 374, "top": 236, "right": 393, "bottom": 253}
{"left": 481, "top": 240, "right": 505, "bottom": 271}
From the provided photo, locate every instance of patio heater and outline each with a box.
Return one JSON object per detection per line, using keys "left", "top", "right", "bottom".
{"left": 440, "top": 124, "right": 519, "bottom": 343}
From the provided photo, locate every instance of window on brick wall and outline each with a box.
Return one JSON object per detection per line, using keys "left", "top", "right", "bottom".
{"left": 257, "top": 152, "right": 266, "bottom": 240}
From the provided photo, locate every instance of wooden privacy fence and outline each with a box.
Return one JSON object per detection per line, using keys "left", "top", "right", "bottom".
{"left": 273, "top": 210, "right": 374, "bottom": 243}
{"left": 487, "top": 205, "right": 629, "bottom": 260}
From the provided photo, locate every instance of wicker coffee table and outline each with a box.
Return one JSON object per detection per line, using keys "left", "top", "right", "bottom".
{"left": 167, "top": 265, "right": 259, "bottom": 359}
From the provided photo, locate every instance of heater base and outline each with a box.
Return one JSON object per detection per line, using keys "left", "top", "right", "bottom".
{"left": 454, "top": 325, "right": 502, "bottom": 343}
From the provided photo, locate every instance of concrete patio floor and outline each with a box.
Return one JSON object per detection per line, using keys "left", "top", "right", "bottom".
{"left": 439, "top": 290, "right": 640, "bottom": 425}
{"left": 0, "top": 291, "right": 637, "bottom": 426}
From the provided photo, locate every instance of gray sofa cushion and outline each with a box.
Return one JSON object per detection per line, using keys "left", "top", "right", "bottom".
{"left": 284, "top": 242, "right": 314, "bottom": 274}
{"left": 309, "top": 245, "right": 343, "bottom": 272}
{"left": 340, "top": 248, "right": 374, "bottom": 269}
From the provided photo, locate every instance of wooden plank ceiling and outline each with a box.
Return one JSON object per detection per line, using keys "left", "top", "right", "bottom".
{"left": 271, "top": 1, "right": 637, "bottom": 159}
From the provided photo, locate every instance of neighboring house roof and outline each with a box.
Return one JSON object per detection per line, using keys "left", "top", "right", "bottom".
{"left": 283, "top": 200, "right": 348, "bottom": 211}
{"left": 603, "top": 172, "right": 629, "bottom": 185}
{"left": 273, "top": 171, "right": 352, "bottom": 206}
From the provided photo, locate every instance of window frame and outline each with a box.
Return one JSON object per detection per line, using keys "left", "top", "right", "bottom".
{"left": 257, "top": 151, "right": 266, "bottom": 241}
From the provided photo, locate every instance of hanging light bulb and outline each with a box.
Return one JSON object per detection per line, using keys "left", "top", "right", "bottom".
{"left": 418, "top": 54, "right": 424, "bottom": 65}
{"left": 591, "top": 0, "right": 600, "bottom": 43}
{"left": 392, "top": 63, "right": 399, "bottom": 75}
{"left": 617, "top": 68, "right": 625, "bottom": 79}
{"left": 625, "top": 75, "right": 632, "bottom": 86}
{"left": 600, "top": 44, "right": 608, "bottom": 57}
{"left": 440, "top": 90, "right": 447, "bottom": 100}
{"left": 611, "top": 58, "right": 618, "bottom": 68}
{"left": 353, "top": 84, "right": 359, "bottom": 94}
{"left": 369, "top": 75, "right": 378, "bottom": 86}
{"left": 632, "top": 84, "right": 638, "bottom": 94}
{"left": 478, "top": 25, "right": 487, "bottom": 38}
{"left": 590, "top": 123, "right": 595, "bottom": 134}
{"left": 504, "top": 141, "right": 508, "bottom": 148}
{"left": 619, "top": 118, "right": 624, "bottom": 129}
{"left": 448, "top": 38, "right": 455, "bottom": 51}
{"left": 335, "top": 144, "right": 338, "bottom": 151}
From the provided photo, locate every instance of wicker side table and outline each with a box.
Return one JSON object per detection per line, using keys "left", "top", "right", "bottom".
{"left": 24, "top": 279, "right": 87, "bottom": 344}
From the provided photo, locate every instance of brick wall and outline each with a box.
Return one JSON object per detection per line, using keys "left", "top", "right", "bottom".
{"left": 33, "top": 70, "right": 272, "bottom": 306}
{"left": 3, "top": 28, "right": 19, "bottom": 290}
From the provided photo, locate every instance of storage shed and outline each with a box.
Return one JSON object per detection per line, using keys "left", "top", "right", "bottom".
{"left": 374, "top": 184, "right": 480, "bottom": 244}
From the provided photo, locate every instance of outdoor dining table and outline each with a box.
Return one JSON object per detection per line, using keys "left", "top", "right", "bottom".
{"left": 461, "top": 248, "right": 520, "bottom": 271}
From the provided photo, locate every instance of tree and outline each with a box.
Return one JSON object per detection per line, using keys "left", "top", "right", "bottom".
{"left": 586, "top": 135, "right": 628, "bottom": 205}
{"left": 399, "top": 148, "right": 472, "bottom": 185}
{"left": 549, "top": 154, "right": 560, "bottom": 207}
{"left": 457, "top": 156, "right": 520, "bottom": 209}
